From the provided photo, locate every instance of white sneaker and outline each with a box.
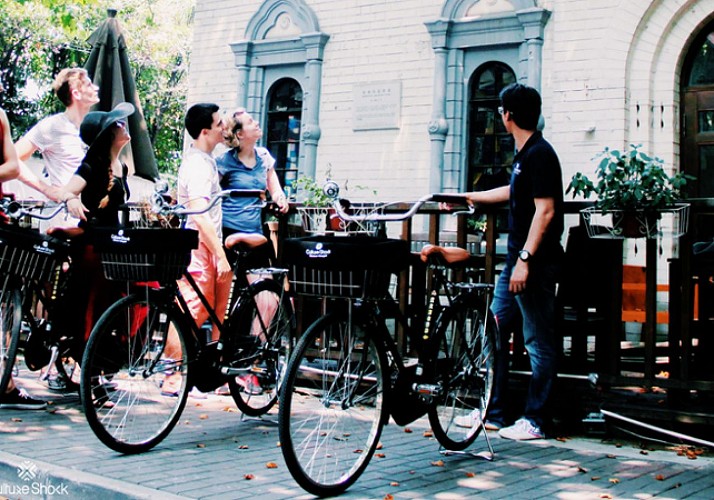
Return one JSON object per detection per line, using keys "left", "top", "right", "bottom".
{"left": 454, "top": 409, "right": 482, "bottom": 429}
{"left": 498, "top": 418, "right": 544, "bottom": 440}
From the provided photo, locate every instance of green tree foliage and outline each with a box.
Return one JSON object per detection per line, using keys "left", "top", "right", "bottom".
{"left": 0, "top": 0, "right": 194, "bottom": 176}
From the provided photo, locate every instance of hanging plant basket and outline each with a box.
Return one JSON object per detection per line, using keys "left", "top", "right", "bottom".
{"left": 580, "top": 204, "right": 690, "bottom": 240}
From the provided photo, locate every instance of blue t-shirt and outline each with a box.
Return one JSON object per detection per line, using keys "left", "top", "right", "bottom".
{"left": 216, "top": 147, "right": 273, "bottom": 234}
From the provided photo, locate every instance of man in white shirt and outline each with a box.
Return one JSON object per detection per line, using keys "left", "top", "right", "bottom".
{"left": 14, "top": 67, "right": 99, "bottom": 200}
{"left": 161, "top": 103, "right": 231, "bottom": 397}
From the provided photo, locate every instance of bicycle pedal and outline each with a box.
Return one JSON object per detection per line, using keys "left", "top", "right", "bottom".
{"left": 412, "top": 383, "right": 442, "bottom": 398}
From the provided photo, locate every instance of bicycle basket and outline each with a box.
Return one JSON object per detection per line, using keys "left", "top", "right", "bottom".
{"left": 283, "top": 235, "right": 410, "bottom": 299}
{"left": 0, "top": 225, "right": 69, "bottom": 282}
{"left": 93, "top": 228, "right": 199, "bottom": 282}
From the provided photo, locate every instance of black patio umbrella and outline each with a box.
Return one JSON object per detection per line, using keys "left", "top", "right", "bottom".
{"left": 84, "top": 9, "right": 159, "bottom": 180}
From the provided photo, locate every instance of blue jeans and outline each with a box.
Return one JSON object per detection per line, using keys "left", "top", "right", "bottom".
{"left": 487, "top": 260, "right": 559, "bottom": 429}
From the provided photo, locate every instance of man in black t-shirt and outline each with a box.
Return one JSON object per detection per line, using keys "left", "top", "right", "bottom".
{"left": 455, "top": 83, "right": 564, "bottom": 440}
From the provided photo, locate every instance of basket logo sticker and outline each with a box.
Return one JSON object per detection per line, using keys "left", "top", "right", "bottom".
{"left": 32, "top": 241, "right": 56, "bottom": 256}
{"left": 110, "top": 229, "right": 131, "bottom": 244}
{"left": 305, "top": 242, "right": 331, "bottom": 259}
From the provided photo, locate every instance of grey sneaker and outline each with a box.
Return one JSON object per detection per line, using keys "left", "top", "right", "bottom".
{"left": 454, "top": 409, "right": 483, "bottom": 429}
{"left": 498, "top": 417, "right": 544, "bottom": 440}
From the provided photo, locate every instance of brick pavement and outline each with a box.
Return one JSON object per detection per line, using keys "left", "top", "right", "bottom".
{"left": 1, "top": 373, "right": 713, "bottom": 500}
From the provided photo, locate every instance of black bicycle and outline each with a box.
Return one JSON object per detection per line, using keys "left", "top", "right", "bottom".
{"left": 278, "top": 187, "right": 497, "bottom": 496}
{"left": 0, "top": 199, "right": 83, "bottom": 397}
{"left": 80, "top": 187, "right": 295, "bottom": 453}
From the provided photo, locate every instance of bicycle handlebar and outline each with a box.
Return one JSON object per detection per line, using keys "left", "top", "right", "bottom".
{"left": 0, "top": 198, "right": 67, "bottom": 221}
{"left": 150, "top": 188, "right": 266, "bottom": 218}
{"left": 322, "top": 181, "right": 474, "bottom": 223}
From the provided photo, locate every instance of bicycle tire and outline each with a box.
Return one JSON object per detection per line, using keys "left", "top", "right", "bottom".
{"left": 428, "top": 296, "right": 496, "bottom": 451}
{"left": 279, "top": 310, "right": 388, "bottom": 497}
{"left": 0, "top": 283, "right": 22, "bottom": 396}
{"left": 225, "top": 279, "right": 294, "bottom": 416}
{"left": 81, "top": 291, "right": 191, "bottom": 454}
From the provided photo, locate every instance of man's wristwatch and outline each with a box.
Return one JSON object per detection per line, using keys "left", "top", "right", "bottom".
{"left": 518, "top": 249, "right": 531, "bottom": 262}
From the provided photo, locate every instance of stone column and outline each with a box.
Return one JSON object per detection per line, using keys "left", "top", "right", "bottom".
{"left": 229, "top": 41, "right": 253, "bottom": 108}
{"left": 300, "top": 33, "right": 330, "bottom": 179}
{"left": 425, "top": 20, "right": 451, "bottom": 193}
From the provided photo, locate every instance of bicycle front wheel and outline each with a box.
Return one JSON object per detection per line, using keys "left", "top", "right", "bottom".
{"left": 81, "top": 291, "right": 191, "bottom": 454}
{"left": 225, "top": 279, "right": 294, "bottom": 416}
{"left": 0, "top": 282, "right": 22, "bottom": 396}
{"left": 428, "top": 296, "right": 496, "bottom": 451}
{"left": 279, "top": 310, "right": 387, "bottom": 497}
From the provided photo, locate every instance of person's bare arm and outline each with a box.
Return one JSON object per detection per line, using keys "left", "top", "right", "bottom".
{"left": 16, "top": 161, "right": 61, "bottom": 200}
{"left": 464, "top": 185, "right": 510, "bottom": 205}
{"left": 508, "top": 196, "right": 556, "bottom": 294}
{"left": 58, "top": 175, "right": 88, "bottom": 220}
{"left": 186, "top": 197, "right": 232, "bottom": 282}
{"left": 0, "top": 110, "right": 20, "bottom": 182}
{"left": 14, "top": 136, "right": 37, "bottom": 162}
{"left": 266, "top": 168, "right": 289, "bottom": 213}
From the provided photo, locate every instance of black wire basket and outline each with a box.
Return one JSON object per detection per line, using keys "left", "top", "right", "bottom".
{"left": 283, "top": 235, "right": 410, "bottom": 299}
{"left": 93, "top": 228, "right": 199, "bottom": 282}
{"left": 0, "top": 225, "right": 69, "bottom": 283}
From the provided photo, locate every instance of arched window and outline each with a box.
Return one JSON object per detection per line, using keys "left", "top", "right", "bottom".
{"left": 467, "top": 62, "right": 516, "bottom": 191}
{"left": 682, "top": 22, "right": 714, "bottom": 200}
{"left": 688, "top": 30, "right": 714, "bottom": 86}
{"left": 265, "top": 78, "right": 303, "bottom": 192}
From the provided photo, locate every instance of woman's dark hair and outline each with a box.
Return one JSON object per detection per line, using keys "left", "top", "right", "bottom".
{"left": 83, "top": 127, "right": 117, "bottom": 208}
{"left": 499, "top": 83, "right": 541, "bottom": 131}
{"left": 185, "top": 103, "right": 219, "bottom": 139}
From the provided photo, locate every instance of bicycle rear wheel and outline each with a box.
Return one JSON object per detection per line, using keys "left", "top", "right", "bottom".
{"left": 279, "top": 310, "right": 387, "bottom": 497}
{"left": 0, "top": 282, "right": 22, "bottom": 395}
{"left": 225, "top": 279, "right": 294, "bottom": 416}
{"left": 81, "top": 291, "right": 191, "bottom": 454}
{"left": 428, "top": 296, "right": 496, "bottom": 451}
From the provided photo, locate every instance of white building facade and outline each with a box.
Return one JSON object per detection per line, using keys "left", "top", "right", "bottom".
{"left": 187, "top": 0, "right": 714, "bottom": 203}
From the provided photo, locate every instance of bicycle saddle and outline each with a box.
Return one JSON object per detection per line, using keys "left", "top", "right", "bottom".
{"left": 225, "top": 232, "right": 268, "bottom": 251}
{"left": 46, "top": 226, "right": 85, "bottom": 239}
{"left": 420, "top": 244, "right": 470, "bottom": 264}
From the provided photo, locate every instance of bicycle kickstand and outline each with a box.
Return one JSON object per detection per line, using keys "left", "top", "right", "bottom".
{"left": 439, "top": 419, "right": 496, "bottom": 461}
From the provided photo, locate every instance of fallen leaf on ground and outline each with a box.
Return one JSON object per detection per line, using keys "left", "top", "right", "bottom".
{"left": 404, "top": 428, "right": 413, "bottom": 433}
{"left": 244, "top": 474, "right": 254, "bottom": 480}
{"left": 194, "top": 403, "right": 202, "bottom": 407}
{"left": 555, "top": 436, "right": 568, "bottom": 442}
{"left": 384, "top": 495, "right": 394, "bottom": 500}
{"left": 197, "top": 443, "right": 206, "bottom": 448}
{"left": 375, "top": 453, "right": 385, "bottom": 458}
{"left": 465, "top": 472, "right": 476, "bottom": 478}
{"left": 266, "top": 462, "right": 278, "bottom": 469}
{"left": 606, "top": 454, "right": 617, "bottom": 459}
{"left": 577, "top": 466, "right": 588, "bottom": 473}
{"left": 238, "top": 445, "right": 249, "bottom": 449}
{"left": 640, "top": 450, "right": 649, "bottom": 455}
{"left": 390, "top": 482, "right": 399, "bottom": 486}
{"left": 655, "top": 474, "right": 665, "bottom": 481}
{"left": 600, "top": 495, "right": 613, "bottom": 499}
{"left": 199, "top": 414, "right": 208, "bottom": 420}
{"left": 222, "top": 406, "right": 238, "bottom": 413}
{"left": 431, "top": 460, "right": 445, "bottom": 467}
{"left": 376, "top": 442, "right": 383, "bottom": 450}
{"left": 276, "top": 441, "right": 281, "bottom": 447}
{"left": 591, "top": 476, "right": 601, "bottom": 481}
{"left": 423, "top": 430, "right": 433, "bottom": 438}
{"left": 608, "top": 478, "right": 620, "bottom": 484}
{"left": 11, "top": 418, "right": 21, "bottom": 422}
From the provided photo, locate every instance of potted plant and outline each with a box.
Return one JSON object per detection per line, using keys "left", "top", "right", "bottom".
{"left": 566, "top": 144, "right": 693, "bottom": 238}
